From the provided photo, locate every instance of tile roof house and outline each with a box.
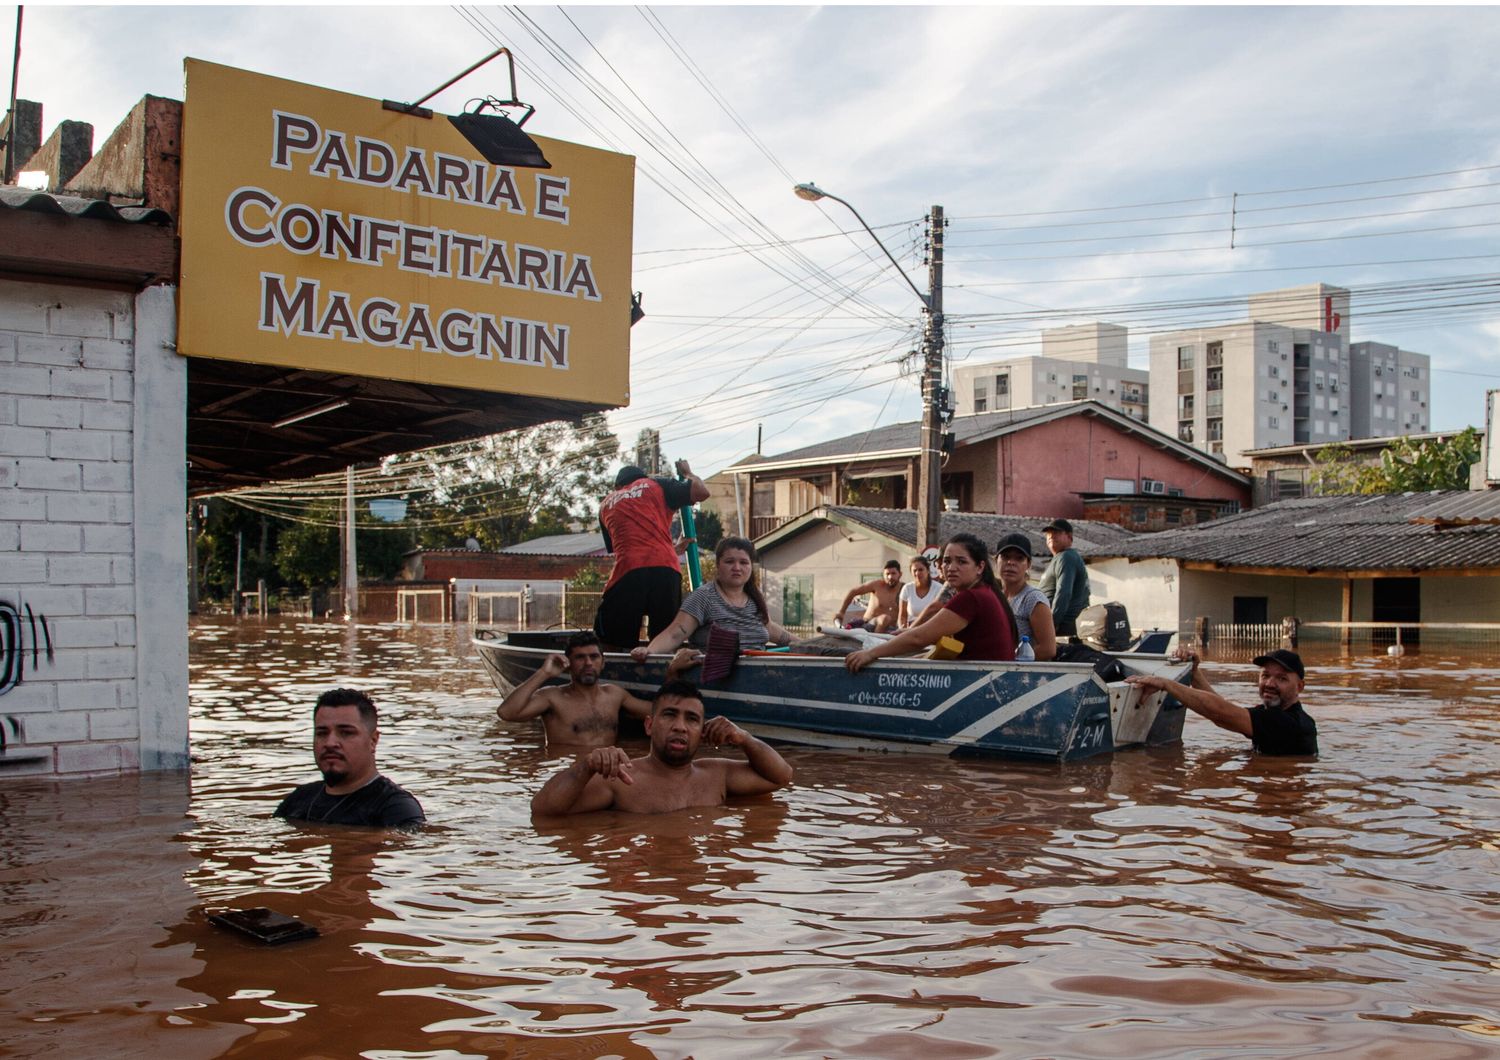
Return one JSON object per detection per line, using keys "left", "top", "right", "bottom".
{"left": 1083, "top": 490, "right": 1500, "bottom": 647}
{"left": 722, "top": 400, "right": 1249, "bottom": 538}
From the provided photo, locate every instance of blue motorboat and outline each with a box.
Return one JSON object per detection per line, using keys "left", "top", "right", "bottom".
{"left": 474, "top": 630, "right": 1193, "bottom": 762}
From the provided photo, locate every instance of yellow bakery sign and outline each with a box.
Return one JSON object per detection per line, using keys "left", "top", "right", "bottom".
{"left": 178, "top": 59, "right": 634, "bottom": 404}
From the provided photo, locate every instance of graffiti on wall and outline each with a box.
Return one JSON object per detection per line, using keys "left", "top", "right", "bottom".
{"left": 1, "top": 600, "right": 54, "bottom": 696}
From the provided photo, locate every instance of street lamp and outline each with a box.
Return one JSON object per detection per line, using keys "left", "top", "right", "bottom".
{"left": 794, "top": 182, "right": 946, "bottom": 550}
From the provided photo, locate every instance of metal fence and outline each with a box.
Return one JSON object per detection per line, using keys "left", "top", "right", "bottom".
{"left": 397, "top": 588, "right": 450, "bottom": 624}
{"left": 1297, "top": 621, "right": 1500, "bottom": 652}
{"left": 1181, "top": 619, "right": 1500, "bottom": 657}
{"left": 466, "top": 587, "right": 603, "bottom": 630}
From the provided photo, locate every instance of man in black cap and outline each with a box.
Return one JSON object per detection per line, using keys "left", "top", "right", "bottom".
{"left": 594, "top": 459, "right": 709, "bottom": 649}
{"left": 1126, "top": 648, "right": 1318, "bottom": 755}
{"left": 1038, "top": 518, "right": 1090, "bottom": 636}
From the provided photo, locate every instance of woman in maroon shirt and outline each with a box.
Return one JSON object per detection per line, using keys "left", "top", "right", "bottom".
{"left": 844, "top": 533, "right": 1018, "bottom": 672}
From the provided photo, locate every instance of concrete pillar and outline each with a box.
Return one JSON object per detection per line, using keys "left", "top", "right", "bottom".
{"left": 134, "top": 284, "right": 189, "bottom": 771}
{"left": 1, "top": 99, "right": 43, "bottom": 182}
{"left": 21, "top": 120, "right": 94, "bottom": 190}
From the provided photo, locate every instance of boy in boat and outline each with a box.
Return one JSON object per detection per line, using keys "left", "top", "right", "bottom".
{"left": 530, "top": 679, "right": 794, "bottom": 816}
{"left": 498, "top": 631, "right": 653, "bottom": 748}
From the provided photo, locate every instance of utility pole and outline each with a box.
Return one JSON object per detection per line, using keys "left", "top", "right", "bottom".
{"left": 791, "top": 184, "right": 945, "bottom": 549}
{"left": 917, "top": 205, "right": 945, "bottom": 552}
{"left": 344, "top": 465, "right": 359, "bottom": 619}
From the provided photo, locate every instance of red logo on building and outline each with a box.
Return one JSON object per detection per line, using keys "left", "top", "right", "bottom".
{"left": 1324, "top": 296, "right": 1342, "bottom": 333}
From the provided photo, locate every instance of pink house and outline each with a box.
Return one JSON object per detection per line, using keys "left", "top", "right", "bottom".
{"left": 722, "top": 401, "right": 1250, "bottom": 535}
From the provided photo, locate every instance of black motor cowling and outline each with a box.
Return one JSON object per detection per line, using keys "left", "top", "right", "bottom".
{"left": 1075, "top": 602, "right": 1131, "bottom": 652}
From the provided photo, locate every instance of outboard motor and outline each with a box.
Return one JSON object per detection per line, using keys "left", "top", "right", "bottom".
{"left": 1076, "top": 602, "right": 1131, "bottom": 652}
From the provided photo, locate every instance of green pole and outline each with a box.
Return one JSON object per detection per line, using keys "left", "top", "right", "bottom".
{"left": 679, "top": 477, "right": 703, "bottom": 589}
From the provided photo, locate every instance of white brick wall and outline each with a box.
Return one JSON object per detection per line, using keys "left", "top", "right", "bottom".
{"left": 1, "top": 278, "right": 186, "bottom": 777}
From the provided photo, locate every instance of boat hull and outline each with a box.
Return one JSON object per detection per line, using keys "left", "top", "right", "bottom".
{"left": 476, "top": 631, "right": 1191, "bottom": 762}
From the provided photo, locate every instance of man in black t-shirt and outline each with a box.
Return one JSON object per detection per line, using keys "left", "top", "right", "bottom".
{"left": 275, "top": 688, "right": 426, "bottom": 828}
{"left": 1126, "top": 648, "right": 1318, "bottom": 756}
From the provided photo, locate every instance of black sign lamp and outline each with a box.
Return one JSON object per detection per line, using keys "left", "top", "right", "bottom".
{"left": 384, "top": 47, "right": 550, "bottom": 169}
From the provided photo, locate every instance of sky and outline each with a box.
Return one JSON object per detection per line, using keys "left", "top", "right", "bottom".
{"left": 10, "top": 3, "right": 1500, "bottom": 479}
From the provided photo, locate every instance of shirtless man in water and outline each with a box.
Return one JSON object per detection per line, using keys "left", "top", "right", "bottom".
{"left": 498, "top": 631, "right": 651, "bottom": 747}
{"left": 530, "top": 679, "right": 794, "bottom": 816}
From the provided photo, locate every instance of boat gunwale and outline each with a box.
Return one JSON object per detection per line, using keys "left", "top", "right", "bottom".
{"left": 472, "top": 631, "right": 1173, "bottom": 676}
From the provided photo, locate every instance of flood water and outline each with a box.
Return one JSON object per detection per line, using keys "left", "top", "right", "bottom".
{"left": 3, "top": 617, "right": 1499, "bottom": 1058}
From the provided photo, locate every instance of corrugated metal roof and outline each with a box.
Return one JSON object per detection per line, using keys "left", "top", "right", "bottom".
{"left": 1092, "top": 490, "right": 1500, "bottom": 571}
{"left": 0, "top": 186, "right": 173, "bottom": 225}
{"left": 500, "top": 532, "right": 607, "bottom": 556}
{"left": 1406, "top": 489, "right": 1500, "bottom": 525}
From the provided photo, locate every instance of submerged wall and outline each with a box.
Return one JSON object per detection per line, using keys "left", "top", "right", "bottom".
{"left": 1, "top": 279, "right": 187, "bottom": 776}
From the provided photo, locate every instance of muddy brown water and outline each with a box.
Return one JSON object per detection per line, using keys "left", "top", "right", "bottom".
{"left": 2, "top": 617, "right": 1498, "bottom": 1057}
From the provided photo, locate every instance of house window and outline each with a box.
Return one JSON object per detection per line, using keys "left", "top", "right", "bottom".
{"left": 1207, "top": 367, "right": 1223, "bottom": 391}
{"left": 1273, "top": 469, "right": 1305, "bottom": 499}
{"left": 1178, "top": 345, "right": 1195, "bottom": 370}
{"left": 1165, "top": 508, "right": 1181, "bottom": 525}
{"left": 1207, "top": 417, "right": 1223, "bottom": 441}
{"left": 1206, "top": 340, "right": 1223, "bottom": 367}
{"left": 1178, "top": 422, "right": 1194, "bottom": 442}
{"left": 1269, "top": 364, "right": 1280, "bottom": 378}
{"left": 1269, "top": 415, "right": 1280, "bottom": 429}
{"left": 974, "top": 398, "right": 987, "bottom": 413}
{"left": 1073, "top": 374, "right": 1089, "bottom": 399}
{"left": 1267, "top": 340, "right": 1280, "bottom": 354}
{"left": 1178, "top": 395, "right": 1195, "bottom": 417}
{"left": 782, "top": 574, "right": 814, "bottom": 628}
{"left": 995, "top": 373, "right": 1010, "bottom": 396}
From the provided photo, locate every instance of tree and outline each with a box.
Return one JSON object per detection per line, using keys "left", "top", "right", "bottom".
{"left": 274, "top": 505, "right": 416, "bottom": 590}
{"left": 693, "top": 507, "right": 725, "bottom": 552}
{"left": 1310, "top": 428, "right": 1481, "bottom": 495}
{"left": 410, "top": 414, "right": 621, "bottom": 550}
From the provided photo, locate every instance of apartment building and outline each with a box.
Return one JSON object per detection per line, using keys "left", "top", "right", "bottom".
{"left": 1350, "top": 341, "right": 1431, "bottom": 436}
{"left": 953, "top": 323, "right": 1149, "bottom": 421}
{"left": 1149, "top": 284, "right": 1430, "bottom": 466}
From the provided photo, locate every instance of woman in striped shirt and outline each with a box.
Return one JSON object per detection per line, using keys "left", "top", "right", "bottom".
{"left": 630, "top": 537, "right": 797, "bottom": 661}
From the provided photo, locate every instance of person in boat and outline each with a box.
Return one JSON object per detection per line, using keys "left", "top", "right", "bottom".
{"left": 1126, "top": 648, "right": 1318, "bottom": 756}
{"left": 896, "top": 555, "right": 945, "bottom": 629}
{"left": 497, "top": 630, "right": 653, "bottom": 747}
{"left": 275, "top": 688, "right": 425, "bottom": 829}
{"left": 1039, "top": 518, "right": 1091, "bottom": 637}
{"left": 530, "top": 679, "right": 795, "bottom": 816}
{"left": 835, "top": 560, "right": 904, "bottom": 631}
{"left": 995, "top": 531, "right": 1057, "bottom": 661}
{"left": 594, "top": 460, "right": 710, "bottom": 650}
{"left": 629, "top": 536, "right": 798, "bottom": 661}
{"left": 844, "top": 533, "right": 1019, "bottom": 673}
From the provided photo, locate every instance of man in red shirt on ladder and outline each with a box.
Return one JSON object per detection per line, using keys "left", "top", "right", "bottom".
{"left": 594, "top": 459, "right": 709, "bottom": 649}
